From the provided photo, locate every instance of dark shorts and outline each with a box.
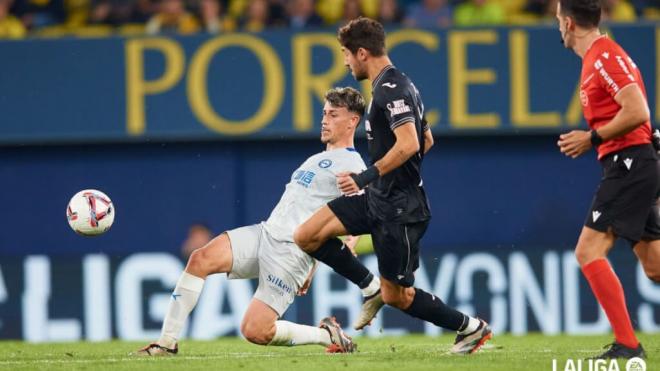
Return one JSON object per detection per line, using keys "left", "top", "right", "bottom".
{"left": 585, "top": 144, "right": 660, "bottom": 245}
{"left": 328, "top": 193, "right": 429, "bottom": 287}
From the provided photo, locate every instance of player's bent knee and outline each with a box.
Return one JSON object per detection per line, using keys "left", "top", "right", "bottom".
{"left": 574, "top": 228, "right": 613, "bottom": 267}
{"left": 574, "top": 248, "right": 591, "bottom": 267}
{"left": 293, "top": 227, "right": 317, "bottom": 252}
{"left": 574, "top": 244, "right": 602, "bottom": 267}
{"left": 186, "top": 236, "right": 229, "bottom": 276}
{"left": 293, "top": 227, "right": 307, "bottom": 249}
{"left": 242, "top": 330, "right": 271, "bottom": 346}
{"left": 240, "top": 320, "right": 274, "bottom": 345}
{"left": 186, "top": 248, "right": 209, "bottom": 275}
{"left": 381, "top": 289, "right": 410, "bottom": 310}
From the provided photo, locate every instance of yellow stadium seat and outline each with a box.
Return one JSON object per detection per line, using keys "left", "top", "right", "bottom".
{"left": 118, "top": 24, "right": 146, "bottom": 36}
{"left": 33, "top": 25, "right": 69, "bottom": 38}
{"left": 643, "top": 7, "right": 660, "bottom": 20}
{"left": 73, "top": 25, "right": 113, "bottom": 38}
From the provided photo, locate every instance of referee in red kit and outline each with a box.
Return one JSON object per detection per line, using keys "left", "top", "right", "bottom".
{"left": 556, "top": 0, "right": 660, "bottom": 360}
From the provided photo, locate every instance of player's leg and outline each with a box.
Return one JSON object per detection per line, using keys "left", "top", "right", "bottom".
{"left": 294, "top": 204, "right": 373, "bottom": 288}
{"left": 633, "top": 199, "right": 660, "bottom": 283}
{"left": 378, "top": 277, "right": 490, "bottom": 354}
{"left": 576, "top": 226, "right": 644, "bottom": 358}
{"left": 579, "top": 148, "right": 658, "bottom": 359}
{"left": 248, "top": 237, "right": 356, "bottom": 353}
{"left": 184, "top": 233, "right": 233, "bottom": 278}
{"left": 294, "top": 195, "right": 382, "bottom": 328}
{"left": 295, "top": 204, "right": 348, "bottom": 253}
{"left": 138, "top": 233, "right": 233, "bottom": 356}
{"left": 372, "top": 221, "right": 491, "bottom": 354}
{"left": 137, "top": 225, "right": 263, "bottom": 356}
{"left": 574, "top": 226, "right": 616, "bottom": 266}
{"left": 240, "top": 298, "right": 331, "bottom": 347}
{"left": 634, "top": 240, "right": 660, "bottom": 282}
{"left": 135, "top": 233, "right": 233, "bottom": 356}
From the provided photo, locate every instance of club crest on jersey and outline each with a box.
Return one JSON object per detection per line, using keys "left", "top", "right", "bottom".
{"left": 386, "top": 100, "right": 411, "bottom": 116}
{"left": 580, "top": 89, "right": 589, "bottom": 106}
{"left": 318, "top": 159, "right": 332, "bottom": 168}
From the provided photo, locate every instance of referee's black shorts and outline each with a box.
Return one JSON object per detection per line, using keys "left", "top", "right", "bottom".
{"left": 585, "top": 144, "right": 660, "bottom": 245}
{"left": 328, "top": 193, "right": 429, "bottom": 287}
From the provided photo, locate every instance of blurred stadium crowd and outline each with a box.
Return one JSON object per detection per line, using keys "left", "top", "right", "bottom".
{"left": 0, "top": 0, "right": 658, "bottom": 38}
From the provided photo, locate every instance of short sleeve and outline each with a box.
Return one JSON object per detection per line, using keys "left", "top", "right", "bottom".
{"left": 376, "top": 82, "right": 416, "bottom": 131}
{"left": 349, "top": 153, "right": 367, "bottom": 174}
{"left": 327, "top": 151, "right": 367, "bottom": 176}
{"left": 593, "top": 50, "right": 638, "bottom": 98}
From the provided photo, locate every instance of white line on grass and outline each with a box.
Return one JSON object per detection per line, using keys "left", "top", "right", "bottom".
{"left": 0, "top": 352, "right": 380, "bottom": 365}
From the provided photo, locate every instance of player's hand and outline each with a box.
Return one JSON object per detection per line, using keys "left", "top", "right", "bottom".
{"left": 558, "top": 130, "right": 592, "bottom": 159}
{"left": 343, "top": 235, "right": 360, "bottom": 257}
{"left": 297, "top": 277, "right": 312, "bottom": 296}
{"left": 337, "top": 172, "right": 360, "bottom": 195}
{"left": 297, "top": 261, "right": 318, "bottom": 296}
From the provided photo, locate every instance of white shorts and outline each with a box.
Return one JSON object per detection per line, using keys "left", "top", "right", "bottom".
{"left": 225, "top": 222, "right": 314, "bottom": 317}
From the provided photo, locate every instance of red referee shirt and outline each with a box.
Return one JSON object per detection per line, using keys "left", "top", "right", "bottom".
{"left": 580, "top": 36, "right": 652, "bottom": 159}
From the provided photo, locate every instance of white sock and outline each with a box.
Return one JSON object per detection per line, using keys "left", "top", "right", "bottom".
{"left": 268, "top": 321, "right": 332, "bottom": 347}
{"left": 361, "top": 275, "right": 380, "bottom": 297}
{"left": 458, "top": 316, "right": 481, "bottom": 335}
{"left": 158, "top": 272, "right": 205, "bottom": 348}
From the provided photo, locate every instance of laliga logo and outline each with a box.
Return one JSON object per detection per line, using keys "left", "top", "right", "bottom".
{"left": 551, "top": 357, "right": 645, "bottom": 371}
{"left": 626, "top": 358, "right": 646, "bottom": 371}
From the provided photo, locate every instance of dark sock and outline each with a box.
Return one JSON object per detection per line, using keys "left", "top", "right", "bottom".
{"left": 403, "top": 288, "right": 467, "bottom": 331}
{"left": 309, "top": 238, "right": 373, "bottom": 289}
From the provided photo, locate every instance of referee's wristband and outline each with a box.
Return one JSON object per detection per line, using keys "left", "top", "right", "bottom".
{"left": 350, "top": 166, "right": 380, "bottom": 190}
{"left": 590, "top": 130, "right": 604, "bottom": 147}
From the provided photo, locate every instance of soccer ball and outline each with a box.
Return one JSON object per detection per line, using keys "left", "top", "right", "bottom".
{"left": 66, "top": 189, "right": 115, "bottom": 236}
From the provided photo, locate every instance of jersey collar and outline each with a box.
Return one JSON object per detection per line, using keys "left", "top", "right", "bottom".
{"left": 585, "top": 34, "right": 608, "bottom": 56}
{"left": 372, "top": 65, "right": 395, "bottom": 89}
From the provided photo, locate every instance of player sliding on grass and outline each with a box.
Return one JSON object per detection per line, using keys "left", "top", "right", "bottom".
{"left": 136, "top": 87, "right": 381, "bottom": 356}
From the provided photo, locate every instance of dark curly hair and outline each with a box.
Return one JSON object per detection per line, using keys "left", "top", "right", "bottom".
{"left": 337, "top": 17, "right": 386, "bottom": 57}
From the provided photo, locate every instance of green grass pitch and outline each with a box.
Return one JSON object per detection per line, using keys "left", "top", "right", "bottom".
{"left": 0, "top": 333, "right": 656, "bottom": 370}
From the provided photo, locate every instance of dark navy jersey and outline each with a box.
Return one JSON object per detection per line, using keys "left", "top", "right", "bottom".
{"left": 364, "top": 65, "right": 431, "bottom": 223}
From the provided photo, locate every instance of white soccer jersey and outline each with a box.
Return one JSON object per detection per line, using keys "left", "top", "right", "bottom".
{"left": 264, "top": 147, "right": 366, "bottom": 242}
